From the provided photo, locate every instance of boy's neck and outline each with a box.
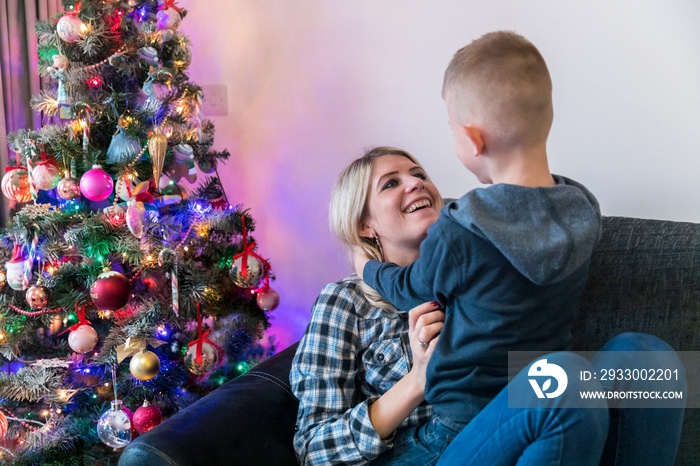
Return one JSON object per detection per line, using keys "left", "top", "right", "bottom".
{"left": 485, "top": 145, "right": 555, "bottom": 187}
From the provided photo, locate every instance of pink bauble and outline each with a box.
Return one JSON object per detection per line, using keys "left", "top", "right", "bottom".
{"left": 56, "top": 15, "right": 86, "bottom": 43}
{"left": 2, "top": 168, "right": 31, "bottom": 203}
{"left": 32, "top": 163, "right": 61, "bottom": 190}
{"left": 256, "top": 287, "right": 280, "bottom": 311}
{"left": 90, "top": 270, "right": 130, "bottom": 311}
{"left": 132, "top": 400, "right": 162, "bottom": 434}
{"left": 80, "top": 165, "right": 114, "bottom": 201}
{"left": 26, "top": 285, "right": 49, "bottom": 309}
{"left": 156, "top": 8, "right": 181, "bottom": 30}
{"left": 57, "top": 177, "right": 81, "bottom": 200}
{"left": 68, "top": 324, "right": 98, "bottom": 353}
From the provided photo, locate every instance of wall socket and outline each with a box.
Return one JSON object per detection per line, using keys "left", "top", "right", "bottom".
{"left": 200, "top": 84, "right": 229, "bottom": 116}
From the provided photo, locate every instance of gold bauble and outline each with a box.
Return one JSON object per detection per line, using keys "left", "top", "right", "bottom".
{"left": 129, "top": 349, "right": 161, "bottom": 380}
{"left": 147, "top": 133, "right": 168, "bottom": 188}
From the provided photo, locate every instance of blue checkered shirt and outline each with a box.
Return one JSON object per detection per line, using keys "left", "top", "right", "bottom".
{"left": 291, "top": 275, "right": 433, "bottom": 465}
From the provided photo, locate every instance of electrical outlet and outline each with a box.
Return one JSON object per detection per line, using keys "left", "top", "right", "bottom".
{"left": 200, "top": 84, "right": 229, "bottom": 116}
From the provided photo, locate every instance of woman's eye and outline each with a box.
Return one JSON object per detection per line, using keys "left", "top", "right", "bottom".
{"left": 414, "top": 172, "right": 427, "bottom": 181}
{"left": 382, "top": 179, "right": 398, "bottom": 190}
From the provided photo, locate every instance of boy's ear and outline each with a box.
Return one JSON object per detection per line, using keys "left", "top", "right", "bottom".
{"left": 462, "top": 126, "right": 485, "bottom": 156}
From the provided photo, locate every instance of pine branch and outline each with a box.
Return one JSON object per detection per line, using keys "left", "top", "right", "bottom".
{"left": 12, "top": 416, "right": 100, "bottom": 466}
{"left": 0, "top": 366, "right": 64, "bottom": 403}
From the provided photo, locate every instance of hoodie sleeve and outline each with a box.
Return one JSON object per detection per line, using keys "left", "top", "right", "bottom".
{"left": 363, "top": 216, "right": 463, "bottom": 311}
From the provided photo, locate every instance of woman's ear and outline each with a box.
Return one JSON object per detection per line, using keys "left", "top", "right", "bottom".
{"left": 360, "top": 222, "right": 376, "bottom": 239}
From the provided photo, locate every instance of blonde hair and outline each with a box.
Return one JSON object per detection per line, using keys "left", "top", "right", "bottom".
{"left": 442, "top": 31, "right": 553, "bottom": 150}
{"left": 329, "top": 146, "right": 442, "bottom": 312}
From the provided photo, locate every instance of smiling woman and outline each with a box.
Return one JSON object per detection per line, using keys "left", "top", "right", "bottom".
{"left": 290, "top": 146, "right": 446, "bottom": 464}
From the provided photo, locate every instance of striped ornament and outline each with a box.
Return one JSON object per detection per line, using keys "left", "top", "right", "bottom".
{"left": 2, "top": 168, "right": 31, "bottom": 203}
{"left": 0, "top": 411, "right": 7, "bottom": 439}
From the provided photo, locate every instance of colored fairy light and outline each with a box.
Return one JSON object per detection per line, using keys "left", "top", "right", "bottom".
{"left": 136, "top": 5, "right": 148, "bottom": 21}
{"left": 87, "top": 76, "right": 101, "bottom": 87}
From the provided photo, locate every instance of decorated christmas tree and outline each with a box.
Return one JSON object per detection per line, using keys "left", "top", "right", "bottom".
{"left": 0, "top": 0, "right": 279, "bottom": 463}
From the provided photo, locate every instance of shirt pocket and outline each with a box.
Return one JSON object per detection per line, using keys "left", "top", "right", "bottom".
{"left": 361, "top": 338, "right": 408, "bottom": 393}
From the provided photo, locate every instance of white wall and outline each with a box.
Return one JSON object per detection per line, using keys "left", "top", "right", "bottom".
{"left": 177, "top": 0, "right": 700, "bottom": 348}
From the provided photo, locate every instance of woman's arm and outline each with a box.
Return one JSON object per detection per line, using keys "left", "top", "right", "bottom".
{"left": 290, "top": 281, "right": 443, "bottom": 465}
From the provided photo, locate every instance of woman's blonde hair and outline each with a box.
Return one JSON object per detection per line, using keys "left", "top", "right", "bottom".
{"left": 329, "top": 146, "right": 442, "bottom": 311}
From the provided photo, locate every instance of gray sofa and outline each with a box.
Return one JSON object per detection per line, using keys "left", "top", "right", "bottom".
{"left": 119, "top": 216, "right": 700, "bottom": 465}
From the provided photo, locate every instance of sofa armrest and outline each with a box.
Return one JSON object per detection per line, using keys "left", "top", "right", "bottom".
{"left": 119, "top": 343, "right": 300, "bottom": 466}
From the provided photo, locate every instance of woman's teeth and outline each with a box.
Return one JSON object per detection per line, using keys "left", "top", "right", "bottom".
{"left": 404, "top": 199, "right": 431, "bottom": 213}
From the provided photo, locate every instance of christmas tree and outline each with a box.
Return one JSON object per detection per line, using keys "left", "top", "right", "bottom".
{"left": 0, "top": 0, "right": 279, "bottom": 463}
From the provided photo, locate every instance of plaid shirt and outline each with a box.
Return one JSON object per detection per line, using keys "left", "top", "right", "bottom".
{"left": 291, "top": 275, "right": 433, "bottom": 465}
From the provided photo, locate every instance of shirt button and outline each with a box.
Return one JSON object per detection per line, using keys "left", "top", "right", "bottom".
{"left": 377, "top": 354, "right": 385, "bottom": 362}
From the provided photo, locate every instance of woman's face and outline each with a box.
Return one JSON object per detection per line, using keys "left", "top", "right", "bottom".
{"left": 362, "top": 154, "right": 441, "bottom": 265}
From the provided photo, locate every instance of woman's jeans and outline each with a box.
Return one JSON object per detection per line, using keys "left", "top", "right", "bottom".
{"left": 371, "top": 333, "right": 685, "bottom": 466}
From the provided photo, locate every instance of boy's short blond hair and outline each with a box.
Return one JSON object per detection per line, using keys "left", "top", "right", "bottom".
{"left": 442, "top": 31, "right": 553, "bottom": 150}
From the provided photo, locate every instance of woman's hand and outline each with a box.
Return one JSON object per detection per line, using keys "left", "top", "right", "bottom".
{"left": 407, "top": 301, "right": 445, "bottom": 392}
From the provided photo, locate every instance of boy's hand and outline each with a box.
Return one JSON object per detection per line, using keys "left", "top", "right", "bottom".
{"left": 352, "top": 245, "right": 371, "bottom": 280}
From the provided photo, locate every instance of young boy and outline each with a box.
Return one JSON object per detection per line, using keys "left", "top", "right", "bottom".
{"left": 355, "top": 31, "right": 602, "bottom": 425}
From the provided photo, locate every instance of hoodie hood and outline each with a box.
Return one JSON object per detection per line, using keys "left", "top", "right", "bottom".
{"left": 445, "top": 175, "right": 601, "bottom": 285}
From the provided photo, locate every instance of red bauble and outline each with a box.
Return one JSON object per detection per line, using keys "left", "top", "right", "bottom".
{"left": 256, "top": 287, "right": 280, "bottom": 311}
{"left": 132, "top": 400, "right": 162, "bottom": 434}
{"left": 90, "top": 271, "right": 130, "bottom": 311}
{"left": 121, "top": 406, "right": 139, "bottom": 439}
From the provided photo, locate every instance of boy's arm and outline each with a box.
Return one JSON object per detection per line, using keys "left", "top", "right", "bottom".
{"left": 358, "top": 219, "right": 463, "bottom": 311}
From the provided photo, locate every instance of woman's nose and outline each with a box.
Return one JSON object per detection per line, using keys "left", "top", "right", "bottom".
{"left": 405, "top": 176, "right": 424, "bottom": 191}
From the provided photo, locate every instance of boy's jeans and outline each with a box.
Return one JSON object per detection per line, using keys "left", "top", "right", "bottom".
{"left": 371, "top": 333, "right": 685, "bottom": 466}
